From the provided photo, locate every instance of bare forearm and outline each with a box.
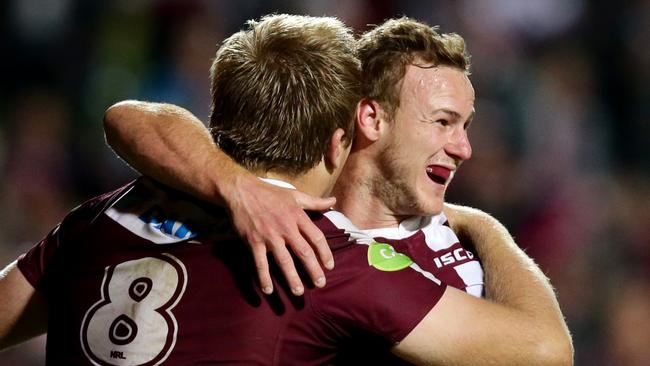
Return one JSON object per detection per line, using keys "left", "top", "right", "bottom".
{"left": 446, "top": 205, "right": 559, "bottom": 306}
{"left": 0, "top": 262, "right": 47, "bottom": 350}
{"left": 445, "top": 203, "right": 573, "bottom": 362}
{"left": 103, "top": 100, "right": 252, "bottom": 205}
{"left": 103, "top": 101, "right": 337, "bottom": 295}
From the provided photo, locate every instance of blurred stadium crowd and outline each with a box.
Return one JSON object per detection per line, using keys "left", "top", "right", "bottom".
{"left": 0, "top": 0, "right": 648, "bottom": 364}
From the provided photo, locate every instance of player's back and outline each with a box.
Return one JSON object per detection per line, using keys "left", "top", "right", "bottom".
{"left": 19, "top": 178, "right": 295, "bottom": 364}
{"left": 18, "top": 178, "right": 447, "bottom": 365}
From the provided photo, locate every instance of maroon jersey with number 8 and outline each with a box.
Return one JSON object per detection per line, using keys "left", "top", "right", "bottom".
{"left": 18, "top": 179, "right": 462, "bottom": 365}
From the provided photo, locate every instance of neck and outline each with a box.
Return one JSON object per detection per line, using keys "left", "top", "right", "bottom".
{"left": 263, "top": 169, "right": 330, "bottom": 198}
{"left": 332, "top": 154, "right": 408, "bottom": 229}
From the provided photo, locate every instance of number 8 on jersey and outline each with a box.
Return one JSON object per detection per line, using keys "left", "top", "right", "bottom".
{"left": 80, "top": 254, "right": 188, "bottom": 365}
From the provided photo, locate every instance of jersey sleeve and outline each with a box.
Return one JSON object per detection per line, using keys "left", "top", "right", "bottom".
{"left": 16, "top": 222, "right": 64, "bottom": 291}
{"left": 16, "top": 181, "right": 135, "bottom": 292}
{"left": 311, "top": 244, "right": 447, "bottom": 344}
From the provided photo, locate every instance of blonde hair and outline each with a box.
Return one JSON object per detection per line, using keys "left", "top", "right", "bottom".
{"left": 209, "top": 14, "right": 361, "bottom": 175}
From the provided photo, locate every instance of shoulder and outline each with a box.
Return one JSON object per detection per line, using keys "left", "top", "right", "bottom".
{"left": 312, "top": 240, "right": 447, "bottom": 343}
{"left": 15, "top": 180, "right": 139, "bottom": 290}
{"left": 105, "top": 178, "right": 231, "bottom": 244}
{"left": 303, "top": 210, "right": 449, "bottom": 342}
{"left": 48, "top": 179, "right": 140, "bottom": 241}
{"left": 307, "top": 210, "right": 356, "bottom": 251}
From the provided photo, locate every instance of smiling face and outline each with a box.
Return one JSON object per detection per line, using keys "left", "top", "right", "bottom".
{"left": 372, "top": 64, "right": 475, "bottom": 216}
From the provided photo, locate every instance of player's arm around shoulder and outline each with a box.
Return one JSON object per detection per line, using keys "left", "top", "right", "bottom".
{"left": 393, "top": 287, "right": 572, "bottom": 366}
{"left": 393, "top": 203, "right": 574, "bottom": 366}
{"left": 0, "top": 261, "right": 47, "bottom": 350}
{"left": 103, "top": 101, "right": 336, "bottom": 296}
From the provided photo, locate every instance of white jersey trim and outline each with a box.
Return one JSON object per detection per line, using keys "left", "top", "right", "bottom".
{"left": 324, "top": 210, "right": 443, "bottom": 285}
{"left": 105, "top": 180, "right": 207, "bottom": 244}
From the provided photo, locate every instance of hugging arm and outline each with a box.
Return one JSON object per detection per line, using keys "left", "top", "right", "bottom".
{"left": 103, "top": 101, "right": 335, "bottom": 295}
{"left": 0, "top": 261, "right": 47, "bottom": 350}
{"left": 393, "top": 204, "right": 573, "bottom": 365}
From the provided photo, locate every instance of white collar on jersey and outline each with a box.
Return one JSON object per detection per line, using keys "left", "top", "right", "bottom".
{"left": 259, "top": 177, "right": 297, "bottom": 189}
{"left": 258, "top": 177, "right": 449, "bottom": 242}
{"left": 324, "top": 210, "right": 449, "bottom": 242}
{"left": 358, "top": 214, "right": 448, "bottom": 240}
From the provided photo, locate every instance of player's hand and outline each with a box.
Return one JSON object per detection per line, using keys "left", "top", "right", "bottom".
{"left": 224, "top": 175, "right": 335, "bottom": 296}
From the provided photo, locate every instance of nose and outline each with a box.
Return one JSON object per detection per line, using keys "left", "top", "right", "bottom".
{"left": 445, "top": 128, "right": 472, "bottom": 162}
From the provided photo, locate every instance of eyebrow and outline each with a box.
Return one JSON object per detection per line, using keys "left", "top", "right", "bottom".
{"left": 465, "top": 109, "right": 475, "bottom": 127}
{"left": 435, "top": 108, "right": 475, "bottom": 126}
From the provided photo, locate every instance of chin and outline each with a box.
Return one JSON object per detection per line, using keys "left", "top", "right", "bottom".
{"left": 416, "top": 195, "right": 444, "bottom": 216}
{"left": 425, "top": 204, "right": 444, "bottom": 216}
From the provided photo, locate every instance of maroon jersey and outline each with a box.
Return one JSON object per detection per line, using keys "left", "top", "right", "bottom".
{"left": 324, "top": 211, "right": 484, "bottom": 298}
{"left": 17, "top": 179, "right": 448, "bottom": 365}
{"left": 321, "top": 211, "right": 484, "bottom": 365}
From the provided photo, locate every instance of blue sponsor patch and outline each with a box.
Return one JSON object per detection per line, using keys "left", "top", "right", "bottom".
{"left": 138, "top": 205, "right": 198, "bottom": 240}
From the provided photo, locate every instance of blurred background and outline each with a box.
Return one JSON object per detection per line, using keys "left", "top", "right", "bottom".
{"left": 0, "top": 0, "right": 647, "bottom": 364}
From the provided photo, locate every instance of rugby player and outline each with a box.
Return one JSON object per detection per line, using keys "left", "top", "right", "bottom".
{"left": 0, "top": 14, "right": 476, "bottom": 365}
{"left": 102, "top": 17, "right": 574, "bottom": 365}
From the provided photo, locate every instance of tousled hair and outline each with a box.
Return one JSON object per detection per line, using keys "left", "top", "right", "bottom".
{"left": 358, "top": 17, "right": 471, "bottom": 118}
{"left": 209, "top": 14, "right": 361, "bottom": 175}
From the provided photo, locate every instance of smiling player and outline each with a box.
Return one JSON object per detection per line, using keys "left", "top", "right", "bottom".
{"left": 101, "top": 17, "right": 573, "bottom": 365}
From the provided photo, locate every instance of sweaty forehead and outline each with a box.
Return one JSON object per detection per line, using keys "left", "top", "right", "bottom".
{"left": 401, "top": 65, "right": 475, "bottom": 115}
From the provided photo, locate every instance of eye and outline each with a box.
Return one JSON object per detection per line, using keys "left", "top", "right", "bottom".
{"left": 436, "top": 119, "right": 450, "bottom": 126}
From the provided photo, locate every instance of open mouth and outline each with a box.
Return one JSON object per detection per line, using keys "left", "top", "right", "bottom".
{"left": 426, "top": 165, "right": 452, "bottom": 185}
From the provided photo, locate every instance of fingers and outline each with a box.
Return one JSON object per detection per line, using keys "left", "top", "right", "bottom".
{"left": 292, "top": 190, "right": 335, "bottom": 270}
{"left": 295, "top": 193, "right": 336, "bottom": 212}
{"left": 298, "top": 216, "right": 334, "bottom": 270}
{"left": 270, "top": 242, "right": 305, "bottom": 296}
{"left": 261, "top": 224, "right": 330, "bottom": 297}
{"left": 286, "top": 231, "right": 327, "bottom": 290}
{"left": 251, "top": 242, "right": 273, "bottom": 295}
{"left": 230, "top": 183, "right": 335, "bottom": 297}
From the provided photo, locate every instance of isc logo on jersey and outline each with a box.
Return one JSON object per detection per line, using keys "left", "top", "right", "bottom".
{"left": 432, "top": 247, "right": 475, "bottom": 269}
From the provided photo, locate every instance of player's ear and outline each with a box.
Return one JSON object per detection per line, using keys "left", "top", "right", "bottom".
{"left": 355, "top": 98, "right": 386, "bottom": 142}
{"left": 325, "top": 128, "right": 350, "bottom": 171}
